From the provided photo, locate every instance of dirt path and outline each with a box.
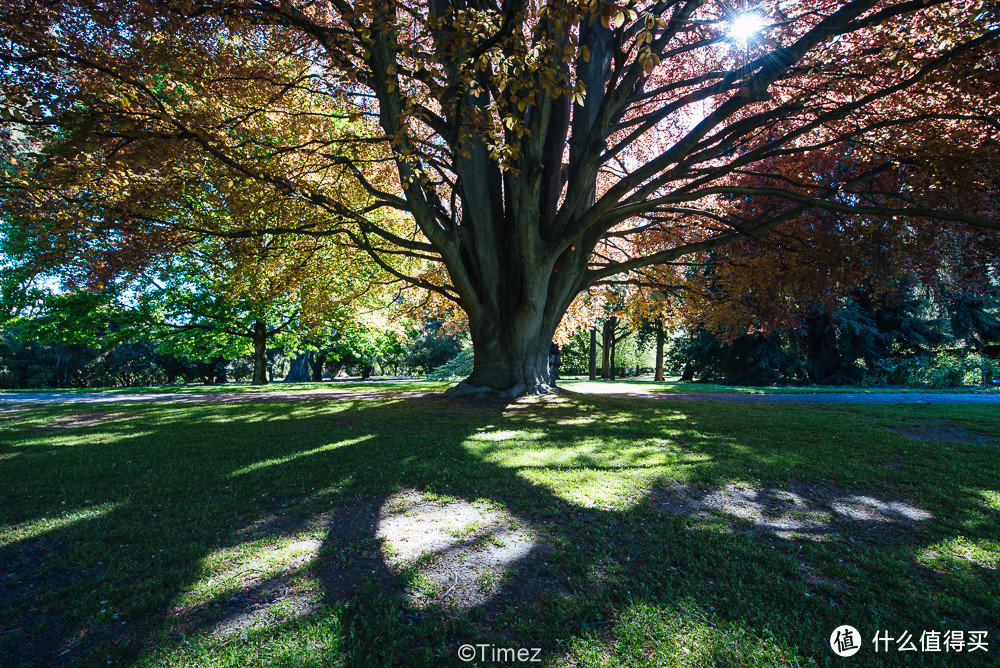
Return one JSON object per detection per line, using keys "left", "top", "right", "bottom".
{"left": 1, "top": 389, "right": 999, "bottom": 405}
{"left": 0, "top": 390, "right": 437, "bottom": 405}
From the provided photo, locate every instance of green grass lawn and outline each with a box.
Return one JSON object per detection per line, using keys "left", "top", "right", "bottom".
{"left": 1, "top": 392, "right": 998, "bottom": 666}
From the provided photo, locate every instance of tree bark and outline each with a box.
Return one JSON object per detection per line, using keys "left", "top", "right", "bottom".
{"left": 446, "top": 300, "right": 568, "bottom": 397}
{"left": 654, "top": 319, "right": 665, "bottom": 382}
{"left": 285, "top": 352, "right": 311, "bottom": 382}
{"left": 310, "top": 352, "right": 327, "bottom": 381}
{"left": 600, "top": 320, "right": 612, "bottom": 379}
{"left": 251, "top": 320, "right": 268, "bottom": 385}
{"left": 610, "top": 332, "right": 617, "bottom": 381}
{"left": 589, "top": 325, "right": 597, "bottom": 381}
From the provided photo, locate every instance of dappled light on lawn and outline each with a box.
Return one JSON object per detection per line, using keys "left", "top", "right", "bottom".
{"left": 918, "top": 536, "right": 1000, "bottom": 572}
{"left": 564, "top": 599, "right": 802, "bottom": 665}
{"left": 0, "top": 502, "right": 120, "bottom": 549}
{"left": 976, "top": 489, "right": 1000, "bottom": 511}
{"left": 228, "top": 435, "right": 374, "bottom": 477}
{"left": 563, "top": 381, "right": 660, "bottom": 395}
{"left": 376, "top": 489, "right": 539, "bottom": 610}
{"left": 170, "top": 534, "right": 325, "bottom": 637}
{"left": 659, "top": 483, "right": 932, "bottom": 541}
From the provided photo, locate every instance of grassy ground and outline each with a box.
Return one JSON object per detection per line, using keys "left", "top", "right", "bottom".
{"left": 1, "top": 392, "right": 997, "bottom": 666}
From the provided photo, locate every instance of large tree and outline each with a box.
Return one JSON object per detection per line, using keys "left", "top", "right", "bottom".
{"left": 2, "top": 0, "right": 999, "bottom": 395}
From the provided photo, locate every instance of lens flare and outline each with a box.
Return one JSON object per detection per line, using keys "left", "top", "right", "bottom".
{"left": 728, "top": 13, "right": 765, "bottom": 41}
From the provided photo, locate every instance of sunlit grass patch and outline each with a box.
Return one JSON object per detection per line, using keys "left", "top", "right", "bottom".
{"left": 229, "top": 435, "right": 373, "bottom": 477}
{"left": 978, "top": 489, "right": 1000, "bottom": 510}
{"left": 175, "top": 536, "right": 324, "bottom": 610}
{"left": 141, "top": 611, "right": 346, "bottom": 668}
{"left": 0, "top": 502, "right": 120, "bottom": 548}
{"left": 517, "top": 466, "right": 669, "bottom": 510}
{"left": 919, "top": 536, "right": 1000, "bottom": 571}
{"left": 563, "top": 601, "right": 806, "bottom": 667}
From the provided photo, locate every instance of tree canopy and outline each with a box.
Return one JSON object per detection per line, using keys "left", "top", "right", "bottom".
{"left": 2, "top": 0, "right": 998, "bottom": 395}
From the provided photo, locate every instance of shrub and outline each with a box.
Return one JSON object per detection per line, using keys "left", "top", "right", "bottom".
{"left": 427, "top": 348, "right": 474, "bottom": 380}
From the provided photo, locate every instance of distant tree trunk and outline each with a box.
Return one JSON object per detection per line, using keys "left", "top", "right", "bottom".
{"left": 589, "top": 326, "right": 597, "bottom": 381}
{"left": 600, "top": 319, "right": 614, "bottom": 379}
{"left": 252, "top": 321, "right": 268, "bottom": 385}
{"left": 285, "top": 352, "right": 312, "bottom": 382}
{"left": 680, "top": 363, "right": 694, "bottom": 382}
{"left": 212, "top": 356, "right": 227, "bottom": 384}
{"left": 360, "top": 364, "right": 373, "bottom": 380}
{"left": 805, "top": 312, "right": 838, "bottom": 382}
{"left": 310, "top": 352, "right": 327, "bottom": 381}
{"left": 654, "top": 319, "right": 665, "bottom": 382}
{"left": 610, "top": 333, "right": 618, "bottom": 381}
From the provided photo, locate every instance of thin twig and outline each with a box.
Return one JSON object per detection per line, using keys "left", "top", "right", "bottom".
{"left": 436, "top": 572, "right": 458, "bottom": 601}
{"left": 664, "top": 596, "right": 717, "bottom": 628}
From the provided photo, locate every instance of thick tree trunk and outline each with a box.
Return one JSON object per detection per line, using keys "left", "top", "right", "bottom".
{"left": 251, "top": 321, "right": 268, "bottom": 385}
{"left": 285, "top": 352, "right": 311, "bottom": 382}
{"left": 310, "top": 352, "right": 327, "bottom": 381}
{"left": 447, "top": 305, "right": 564, "bottom": 398}
{"left": 654, "top": 319, "right": 665, "bottom": 382}
{"left": 610, "top": 333, "right": 617, "bottom": 381}
{"left": 451, "top": 333, "right": 556, "bottom": 397}
{"left": 589, "top": 326, "right": 597, "bottom": 381}
{"left": 600, "top": 320, "right": 612, "bottom": 379}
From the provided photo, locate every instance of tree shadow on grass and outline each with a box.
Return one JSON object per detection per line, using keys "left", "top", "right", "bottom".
{"left": 0, "top": 394, "right": 998, "bottom": 666}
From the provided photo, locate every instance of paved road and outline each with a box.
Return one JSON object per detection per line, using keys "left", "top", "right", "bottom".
{"left": 1, "top": 389, "right": 999, "bottom": 405}
{"left": 626, "top": 392, "right": 1000, "bottom": 405}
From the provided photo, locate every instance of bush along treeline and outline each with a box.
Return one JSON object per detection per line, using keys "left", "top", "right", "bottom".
{"left": 663, "top": 285, "right": 1000, "bottom": 387}
{"left": 0, "top": 285, "right": 465, "bottom": 389}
